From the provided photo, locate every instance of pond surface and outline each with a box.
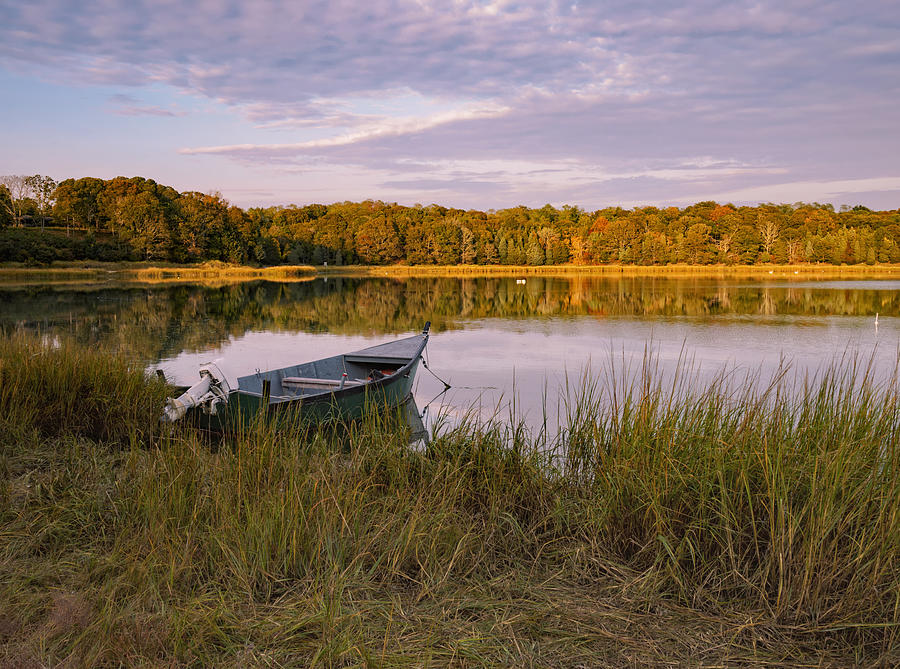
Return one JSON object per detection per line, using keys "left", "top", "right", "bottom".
{"left": 2, "top": 274, "right": 897, "bottom": 433}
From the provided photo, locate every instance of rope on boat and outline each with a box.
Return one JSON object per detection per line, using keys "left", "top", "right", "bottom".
{"left": 418, "top": 385, "right": 451, "bottom": 423}
{"left": 421, "top": 355, "right": 452, "bottom": 391}
{"left": 418, "top": 340, "right": 451, "bottom": 423}
{"left": 421, "top": 340, "right": 497, "bottom": 391}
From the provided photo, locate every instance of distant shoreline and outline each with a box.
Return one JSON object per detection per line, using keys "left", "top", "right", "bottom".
{"left": 1, "top": 260, "right": 898, "bottom": 285}
{"left": 0, "top": 261, "right": 317, "bottom": 286}
{"left": 333, "top": 262, "right": 900, "bottom": 278}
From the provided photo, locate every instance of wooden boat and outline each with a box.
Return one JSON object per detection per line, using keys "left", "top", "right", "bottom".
{"left": 162, "top": 323, "right": 431, "bottom": 431}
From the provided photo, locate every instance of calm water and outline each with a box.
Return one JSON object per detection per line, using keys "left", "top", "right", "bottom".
{"left": 2, "top": 275, "right": 897, "bottom": 432}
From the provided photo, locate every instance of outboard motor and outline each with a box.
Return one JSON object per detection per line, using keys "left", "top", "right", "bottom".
{"left": 161, "top": 360, "right": 238, "bottom": 423}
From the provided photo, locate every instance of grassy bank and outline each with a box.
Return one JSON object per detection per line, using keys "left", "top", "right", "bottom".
{"left": 335, "top": 262, "right": 900, "bottom": 279}
{"left": 3, "top": 261, "right": 900, "bottom": 287}
{"left": 0, "top": 260, "right": 317, "bottom": 286}
{"left": 1, "top": 334, "right": 899, "bottom": 666}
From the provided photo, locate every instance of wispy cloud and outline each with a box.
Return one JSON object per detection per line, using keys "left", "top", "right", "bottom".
{"left": 0, "top": 0, "right": 898, "bottom": 208}
{"left": 181, "top": 102, "right": 510, "bottom": 155}
{"left": 107, "top": 93, "right": 184, "bottom": 117}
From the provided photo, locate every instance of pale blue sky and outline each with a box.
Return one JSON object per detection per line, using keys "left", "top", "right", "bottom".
{"left": 1, "top": 0, "right": 898, "bottom": 210}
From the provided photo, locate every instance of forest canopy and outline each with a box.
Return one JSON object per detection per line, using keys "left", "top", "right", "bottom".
{"left": 1, "top": 174, "right": 899, "bottom": 266}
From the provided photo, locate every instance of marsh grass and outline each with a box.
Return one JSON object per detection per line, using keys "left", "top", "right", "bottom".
{"left": 559, "top": 354, "right": 900, "bottom": 631}
{"left": 0, "top": 260, "right": 317, "bottom": 286}
{"left": 342, "top": 262, "right": 900, "bottom": 279}
{"left": 0, "top": 331, "right": 170, "bottom": 445}
{"left": 1, "top": 333, "right": 898, "bottom": 666}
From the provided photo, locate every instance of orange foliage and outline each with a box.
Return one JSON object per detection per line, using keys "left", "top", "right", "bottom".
{"left": 710, "top": 204, "right": 736, "bottom": 221}
{"left": 590, "top": 216, "right": 610, "bottom": 234}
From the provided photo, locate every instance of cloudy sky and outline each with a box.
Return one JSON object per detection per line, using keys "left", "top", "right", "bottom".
{"left": 1, "top": 0, "right": 898, "bottom": 210}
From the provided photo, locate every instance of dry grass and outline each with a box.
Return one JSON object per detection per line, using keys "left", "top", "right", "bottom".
{"left": 3, "top": 261, "right": 898, "bottom": 287}
{"left": 330, "top": 262, "right": 900, "bottom": 279}
{"left": 0, "top": 261, "right": 317, "bottom": 286}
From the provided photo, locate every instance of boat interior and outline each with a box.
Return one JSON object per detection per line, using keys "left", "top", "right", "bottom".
{"left": 236, "top": 352, "right": 403, "bottom": 402}
{"left": 224, "top": 332, "right": 427, "bottom": 403}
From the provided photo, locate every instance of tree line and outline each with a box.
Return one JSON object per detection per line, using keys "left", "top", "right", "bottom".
{"left": 2, "top": 174, "right": 899, "bottom": 266}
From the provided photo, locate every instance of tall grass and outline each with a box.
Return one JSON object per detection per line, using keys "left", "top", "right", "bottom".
{"left": 560, "top": 355, "right": 900, "bottom": 632}
{"left": 1, "top": 332, "right": 898, "bottom": 665}
{"left": 0, "top": 331, "right": 169, "bottom": 445}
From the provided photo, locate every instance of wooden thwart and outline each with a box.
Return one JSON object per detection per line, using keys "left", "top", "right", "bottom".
{"left": 282, "top": 376, "right": 364, "bottom": 388}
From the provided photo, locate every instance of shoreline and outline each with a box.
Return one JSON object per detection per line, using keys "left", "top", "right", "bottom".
{"left": 331, "top": 262, "right": 900, "bottom": 278}
{"left": 0, "top": 261, "right": 317, "bottom": 286}
{"left": 1, "top": 260, "right": 899, "bottom": 285}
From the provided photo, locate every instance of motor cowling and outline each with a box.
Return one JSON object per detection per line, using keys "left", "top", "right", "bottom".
{"left": 161, "top": 359, "right": 238, "bottom": 423}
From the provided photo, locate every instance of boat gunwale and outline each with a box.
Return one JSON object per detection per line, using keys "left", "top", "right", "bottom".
{"left": 262, "top": 331, "right": 429, "bottom": 407}
{"left": 162, "top": 325, "right": 430, "bottom": 430}
{"left": 161, "top": 326, "right": 430, "bottom": 432}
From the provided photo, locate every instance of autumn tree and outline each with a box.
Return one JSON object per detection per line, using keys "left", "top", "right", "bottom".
{"left": 355, "top": 213, "right": 403, "bottom": 264}
{"left": 460, "top": 226, "right": 477, "bottom": 264}
{"left": 756, "top": 209, "right": 781, "bottom": 261}
{"left": 430, "top": 223, "right": 461, "bottom": 264}
{"left": 7, "top": 172, "right": 900, "bottom": 269}
{"left": 683, "top": 223, "right": 713, "bottom": 264}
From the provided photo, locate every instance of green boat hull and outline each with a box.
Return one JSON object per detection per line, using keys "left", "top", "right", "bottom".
{"left": 188, "top": 363, "right": 420, "bottom": 432}
{"left": 169, "top": 327, "right": 430, "bottom": 433}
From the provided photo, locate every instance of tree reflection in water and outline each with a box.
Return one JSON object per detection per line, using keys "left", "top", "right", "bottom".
{"left": 1, "top": 275, "right": 897, "bottom": 364}
{"left": 3, "top": 274, "right": 896, "bottom": 437}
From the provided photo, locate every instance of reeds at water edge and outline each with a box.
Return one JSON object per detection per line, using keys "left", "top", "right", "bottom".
{"left": 556, "top": 350, "right": 900, "bottom": 624}
{"left": 1, "top": 332, "right": 898, "bottom": 665}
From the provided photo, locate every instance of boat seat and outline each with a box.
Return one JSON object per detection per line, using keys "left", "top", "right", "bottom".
{"left": 282, "top": 376, "right": 364, "bottom": 388}
{"left": 344, "top": 354, "right": 410, "bottom": 365}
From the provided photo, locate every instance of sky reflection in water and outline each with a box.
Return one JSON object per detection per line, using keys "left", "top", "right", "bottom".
{"left": 2, "top": 275, "right": 896, "bottom": 436}
{"left": 156, "top": 306, "right": 894, "bottom": 437}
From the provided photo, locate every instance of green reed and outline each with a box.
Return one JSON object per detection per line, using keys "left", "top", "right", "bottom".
{"left": 0, "top": 331, "right": 169, "bottom": 447}
{"left": 559, "top": 353, "right": 900, "bottom": 629}
{"left": 1, "top": 332, "right": 898, "bottom": 666}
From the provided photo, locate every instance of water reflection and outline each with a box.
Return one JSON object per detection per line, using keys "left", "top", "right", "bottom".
{"left": 1, "top": 275, "right": 896, "bottom": 434}
{"left": 2, "top": 275, "right": 896, "bottom": 358}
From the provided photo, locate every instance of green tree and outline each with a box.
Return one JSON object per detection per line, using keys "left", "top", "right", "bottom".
{"left": 526, "top": 234, "right": 545, "bottom": 265}
{"left": 497, "top": 236, "right": 509, "bottom": 264}
{"left": 507, "top": 238, "right": 526, "bottom": 265}
{"left": 99, "top": 177, "right": 178, "bottom": 246}
{"left": 52, "top": 177, "right": 105, "bottom": 233}
{"left": 478, "top": 230, "right": 499, "bottom": 265}
{"left": 0, "top": 185, "right": 12, "bottom": 228}
{"left": 24, "top": 175, "right": 57, "bottom": 231}
{"left": 114, "top": 191, "right": 173, "bottom": 260}
{"left": 176, "top": 191, "right": 230, "bottom": 261}
{"left": 732, "top": 226, "right": 761, "bottom": 264}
